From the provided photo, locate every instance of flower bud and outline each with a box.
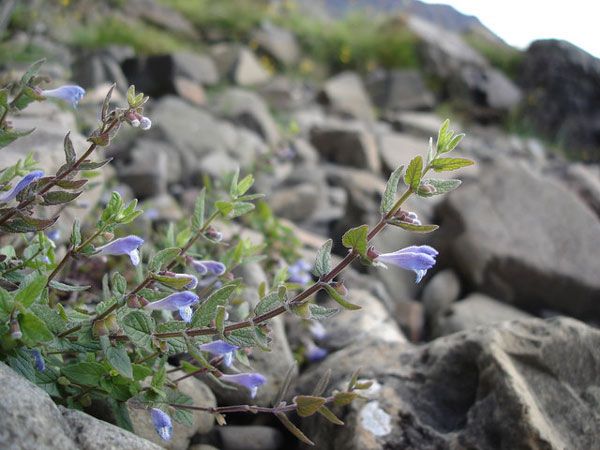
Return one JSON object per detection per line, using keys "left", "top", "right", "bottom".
{"left": 367, "top": 246, "right": 379, "bottom": 260}
{"left": 206, "top": 226, "right": 223, "bottom": 242}
{"left": 10, "top": 319, "right": 22, "bottom": 340}
{"left": 127, "top": 295, "right": 143, "bottom": 309}
{"left": 92, "top": 319, "right": 109, "bottom": 337}
{"left": 104, "top": 314, "right": 119, "bottom": 333}
{"left": 58, "top": 376, "right": 71, "bottom": 386}
{"left": 102, "top": 231, "right": 114, "bottom": 241}
{"left": 332, "top": 281, "right": 348, "bottom": 297}
{"left": 140, "top": 116, "right": 152, "bottom": 130}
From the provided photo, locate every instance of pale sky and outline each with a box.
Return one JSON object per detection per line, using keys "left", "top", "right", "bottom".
{"left": 422, "top": 1, "right": 600, "bottom": 57}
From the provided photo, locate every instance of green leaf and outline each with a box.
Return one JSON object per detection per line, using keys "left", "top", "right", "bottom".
{"left": 132, "top": 364, "right": 153, "bottom": 381}
{"left": 78, "top": 158, "right": 113, "bottom": 170}
{"left": 0, "top": 215, "right": 58, "bottom": 233}
{"left": 111, "top": 272, "right": 127, "bottom": 296}
{"left": 20, "top": 59, "right": 45, "bottom": 86}
{"left": 62, "top": 362, "right": 106, "bottom": 386}
{"left": 341, "top": 224, "right": 369, "bottom": 257}
{"left": 229, "top": 167, "right": 240, "bottom": 198}
{"left": 380, "top": 165, "right": 404, "bottom": 214}
{"left": 318, "top": 406, "right": 344, "bottom": 425}
{"left": 275, "top": 413, "right": 314, "bottom": 446}
{"left": 151, "top": 364, "right": 166, "bottom": 391}
{"left": 404, "top": 156, "right": 423, "bottom": 190}
{"left": 0, "top": 128, "right": 35, "bottom": 149}
{"left": 191, "top": 188, "right": 205, "bottom": 231}
{"left": 435, "top": 118, "right": 450, "bottom": 154}
{"left": 122, "top": 311, "right": 155, "bottom": 351}
{"left": 70, "top": 219, "right": 82, "bottom": 247}
{"left": 101, "top": 83, "right": 115, "bottom": 121}
{"left": 311, "top": 369, "right": 331, "bottom": 397}
{"left": 443, "top": 133, "right": 465, "bottom": 153}
{"left": 295, "top": 395, "right": 326, "bottom": 417}
{"left": 236, "top": 174, "right": 254, "bottom": 197}
{"left": 308, "top": 304, "right": 339, "bottom": 320}
{"left": 19, "top": 312, "right": 54, "bottom": 345}
{"left": 333, "top": 391, "right": 358, "bottom": 406}
{"left": 430, "top": 157, "right": 474, "bottom": 172}
{"left": 312, "top": 239, "right": 332, "bottom": 278}
{"left": 322, "top": 284, "right": 361, "bottom": 310}
{"left": 15, "top": 273, "right": 47, "bottom": 307}
{"left": 55, "top": 179, "right": 87, "bottom": 190}
{"left": 63, "top": 132, "right": 76, "bottom": 165}
{"left": 156, "top": 321, "right": 187, "bottom": 355}
{"left": 106, "top": 346, "right": 133, "bottom": 379}
{"left": 190, "top": 283, "right": 236, "bottom": 327}
{"left": 148, "top": 247, "right": 180, "bottom": 272}
{"left": 42, "top": 190, "right": 83, "bottom": 206}
{"left": 152, "top": 274, "right": 193, "bottom": 290}
{"left": 214, "top": 305, "right": 226, "bottom": 335}
{"left": 417, "top": 178, "right": 462, "bottom": 197}
{"left": 110, "top": 399, "right": 133, "bottom": 432}
{"left": 48, "top": 280, "right": 90, "bottom": 292}
{"left": 387, "top": 220, "right": 439, "bottom": 233}
{"left": 254, "top": 292, "right": 281, "bottom": 316}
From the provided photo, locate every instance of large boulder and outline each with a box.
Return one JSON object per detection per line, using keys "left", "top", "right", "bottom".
{"left": 319, "top": 72, "right": 376, "bottom": 122}
{"left": 366, "top": 69, "right": 435, "bottom": 112}
{"left": 520, "top": 39, "right": 600, "bottom": 160}
{"left": 297, "top": 317, "right": 600, "bottom": 450}
{"left": 0, "top": 362, "right": 161, "bottom": 450}
{"left": 251, "top": 22, "right": 301, "bottom": 67}
{"left": 436, "top": 161, "right": 600, "bottom": 318}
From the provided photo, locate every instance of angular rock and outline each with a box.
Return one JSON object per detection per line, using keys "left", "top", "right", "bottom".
{"left": 436, "top": 162, "right": 600, "bottom": 318}
{"left": 298, "top": 317, "right": 600, "bottom": 450}
{"left": 422, "top": 269, "right": 461, "bottom": 319}
{"left": 212, "top": 88, "right": 280, "bottom": 147}
{"left": 232, "top": 48, "right": 271, "bottom": 86}
{"left": 0, "top": 362, "right": 161, "bottom": 450}
{"left": 268, "top": 182, "right": 322, "bottom": 223}
{"left": 319, "top": 71, "right": 376, "bottom": 122}
{"left": 377, "top": 131, "right": 429, "bottom": 174}
{"left": 520, "top": 39, "right": 600, "bottom": 159}
{"left": 431, "top": 293, "right": 533, "bottom": 337}
{"left": 252, "top": 21, "right": 301, "bottom": 67}
{"left": 367, "top": 69, "right": 435, "bottom": 112}
{"left": 562, "top": 163, "right": 600, "bottom": 217}
{"left": 218, "top": 425, "right": 284, "bottom": 450}
{"left": 310, "top": 120, "right": 381, "bottom": 173}
{"left": 116, "top": 140, "right": 171, "bottom": 199}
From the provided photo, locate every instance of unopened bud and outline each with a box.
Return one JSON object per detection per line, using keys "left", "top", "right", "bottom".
{"left": 130, "top": 119, "right": 140, "bottom": 127}
{"left": 367, "top": 246, "right": 379, "bottom": 260}
{"left": 57, "top": 376, "right": 71, "bottom": 386}
{"left": 104, "top": 314, "right": 119, "bottom": 333}
{"left": 206, "top": 227, "right": 223, "bottom": 242}
{"left": 35, "top": 194, "right": 45, "bottom": 204}
{"left": 127, "top": 295, "right": 142, "bottom": 308}
{"left": 332, "top": 281, "right": 348, "bottom": 297}
{"left": 140, "top": 116, "right": 152, "bottom": 130}
{"left": 223, "top": 272, "right": 234, "bottom": 281}
{"left": 92, "top": 319, "right": 109, "bottom": 337}
{"left": 419, "top": 183, "right": 437, "bottom": 195}
{"left": 102, "top": 231, "right": 114, "bottom": 241}
{"left": 10, "top": 319, "right": 22, "bottom": 340}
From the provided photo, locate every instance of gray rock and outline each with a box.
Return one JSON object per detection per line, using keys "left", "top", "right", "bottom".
{"left": 124, "top": 0, "right": 197, "bottom": 39}
{"left": 563, "top": 163, "right": 600, "bottom": 217}
{"left": 232, "top": 48, "right": 271, "bottom": 86}
{"left": 437, "top": 162, "right": 600, "bottom": 318}
{"left": 197, "top": 151, "right": 239, "bottom": 179}
{"left": 213, "top": 88, "right": 280, "bottom": 147}
{"left": 252, "top": 21, "right": 301, "bottom": 67}
{"left": 259, "top": 76, "right": 312, "bottom": 110}
{"left": 218, "top": 425, "right": 284, "bottom": 450}
{"left": 388, "top": 110, "right": 447, "bottom": 138}
{"left": 128, "top": 369, "right": 215, "bottom": 450}
{"left": 140, "top": 194, "right": 184, "bottom": 223}
{"left": 520, "top": 39, "right": 600, "bottom": 160}
{"left": 73, "top": 50, "right": 129, "bottom": 93}
{"left": 319, "top": 71, "right": 376, "bottom": 122}
{"left": 117, "top": 140, "right": 170, "bottom": 198}
{"left": 431, "top": 293, "right": 533, "bottom": 337}
{"left": 367, "top": 69, "right": 435, "bottom": 112}
{"left": 322, "top": 289, "right": 407, "bottom": 350}
{"left": 422, "top": 269, "right": 461, "bottom": 319}
{"left": 268, "top": 182, "right": 322, "bottom": 223}
{"left": 377, "top": 132, "right": 429, "bottom": 174}
{"left": 0, "top": 362, "right": 160, "bottom": 450}
{"left": 298, "top": 317, "right": 600, "bottom": 450}
{"left": 310, "top": 120, "right": 381, "bottom": 173}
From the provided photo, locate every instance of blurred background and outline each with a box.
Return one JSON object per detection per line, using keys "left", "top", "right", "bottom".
{"left": 1, "top": 1, "right": 599, "bottom": 449}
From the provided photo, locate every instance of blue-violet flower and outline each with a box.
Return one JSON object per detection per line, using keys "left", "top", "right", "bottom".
{"left": 30, "top": 349, "right": 45, "bottom": 372}
{"left": 96, "top": 236, "right": 144, "bottom": 266}
{"left": 150, "top": 408, "right": 172, "bottom": 441}
{"left": 0, "top": 170, "right": 44, "bottom": 203}
{"left": 145, "top": 291, "right": 199, "bottom": 311}
{"left": 41, "top": 85, "right": 85, "bottom": 108}
{"left": 198, "top": 340, "right": 239, "bottom": 367}
{"left": 190, "top": 259, "right": 226, "bottom": 276}
{"left": 220, "top": 372, "right": 267, "bottom": 398}
{"left": 375, "top": 245, "right": 438, "bottom": 283}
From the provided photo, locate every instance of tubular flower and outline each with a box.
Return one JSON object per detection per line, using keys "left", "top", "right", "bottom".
{"left": 41, "top": 85, "right": 85, "bottom": 108}
{"left": 190, "top": 259, "right": 226, "bottom": 276}
{"left": 220, "top": 373, "right": 267, "bottom": 398}
{"left": 179, "top": 305, "right": 193, "bottom": 323}
{"left": 375, "top": 245, "right": 438, "bottom": 283}
{"left": 145, "top": 291, "right": 199, "bottom": 312}
{"left": 150, "top": 408, "right": 172, "bottom": 441}
{"left": 304, "top": 340, "right": 328, "bottom": 362}
{"left": 173, "top": 273, "right": 198, "bottom": 290}
{"left": 0, "top": 170, "right": 44, "bottom": 203}
{"left": 96, "top": 236, "right": 144, "bottom": 266}
{"left": 31, "top": 349, "right": 45, "bottom": 372}
{"left": 198, "top": 340, "right": 239, "bottom": 367}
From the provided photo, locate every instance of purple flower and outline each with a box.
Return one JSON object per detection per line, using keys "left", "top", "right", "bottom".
{"left": 0, "top": 170, "right": 44, "bottom": 203}
{"left": 220, "top": 372, "right": 267, "bottom": 398}
{"left": 179, "top": 305, "right": 193, "bottom": 323}
{"left": 150, "top": 408, "right": 172, "bottom": 441}
{"left": 190, "top": 259, "right": 226, "bottom": 276}
{"left": 308, "top": 320, "right": 327, "bottom": 340}
{"left": 376, "top": 245, "right": 438, "bottom": 283}
{"left": 140, "top": 116, "right": 152, "bottom": 130}
{"left": 198, "top": 340, "right": 239, "bottom": 367}
{"left": 96, "top": 236, "right": 144, "bottom": 266}
{"left": 172, "top": 273, "right": 198, "bottom": 290}
{"left": 305, "top": 341, "right": 328, "bottom": 362}
{"left": 30, "top": 349, "right": 45, "bottom": 372}
{"left": 41, "top": 85, "right": 85, "bottom": 108}
{"left": 145, "top": 291, "right": 199, "bottom": 312}
{"left": 288, "top": 259, "right": 312, "bottom": 285}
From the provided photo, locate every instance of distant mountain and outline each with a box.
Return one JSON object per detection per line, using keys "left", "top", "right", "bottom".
{"left": 305, "top": 0, "right": 503, "bottom": 41}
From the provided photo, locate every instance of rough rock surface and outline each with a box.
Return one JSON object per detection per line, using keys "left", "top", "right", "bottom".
{"left": 437, "top": 161, "right": 600, "bottom": 318}
{"left": 298, "top": 317, "right": 600, "bottom": 450}
{"left": 319, "top": 71, "right": 376, "bottom": 122}
{"left": 0, "top": 362, "right": 161, "bottom": 450}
